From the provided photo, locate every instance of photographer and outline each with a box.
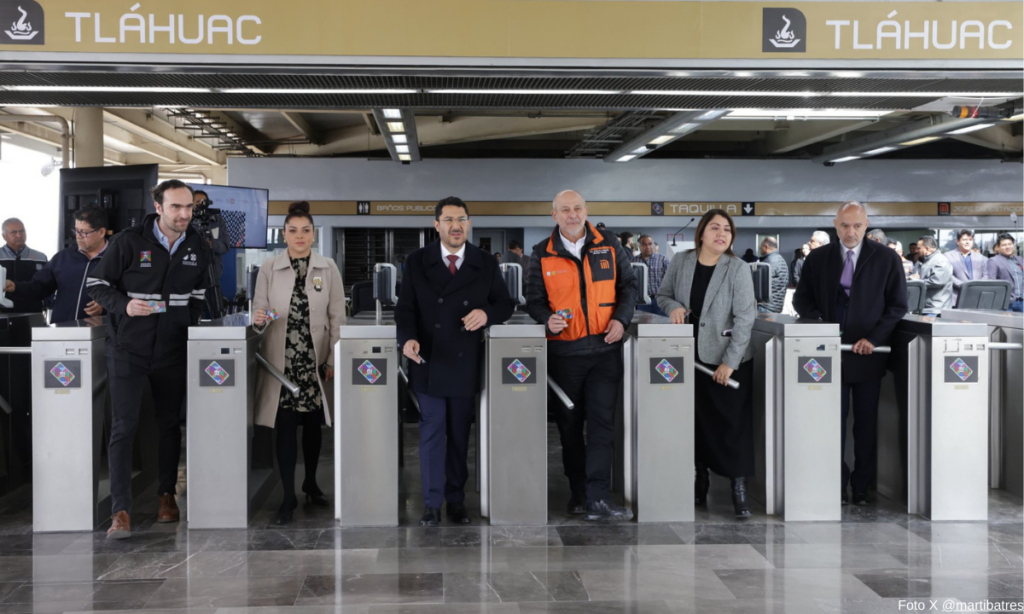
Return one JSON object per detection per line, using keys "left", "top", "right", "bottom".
{"left": 192, "top": 190, "right": 231, "bottom": 317}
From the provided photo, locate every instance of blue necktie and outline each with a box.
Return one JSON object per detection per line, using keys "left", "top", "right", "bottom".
{"left": 964, "top": 253, "right": 973, "bottom": 280}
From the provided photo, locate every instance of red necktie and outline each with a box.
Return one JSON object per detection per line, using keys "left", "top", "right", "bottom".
{"left": 447, "top": 255, "right": 458, "bottom": 275}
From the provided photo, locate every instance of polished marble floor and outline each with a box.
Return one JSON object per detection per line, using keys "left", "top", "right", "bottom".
{"left": 0, "top": 424, "right": 1019, "bottom": 614}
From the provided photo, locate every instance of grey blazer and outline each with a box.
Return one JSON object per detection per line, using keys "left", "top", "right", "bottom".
{"left": 943, "top": 249, "right": 989, "bottom": 305}
{"left": 656, "top": 250, "right": 757, "bottom": 369}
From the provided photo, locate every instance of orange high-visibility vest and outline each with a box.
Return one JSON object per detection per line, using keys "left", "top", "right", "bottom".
{"left": 540, "top": 225, "right": 618, "bottom": 342}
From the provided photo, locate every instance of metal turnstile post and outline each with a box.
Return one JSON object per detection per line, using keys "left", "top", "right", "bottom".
{"left": 481, "top": 317, "right": 547, "bottom": 525}
{"left": 335, "top": 323, "right": 398, "bottom": 527}
{"left": 32, "top": 318, "right": 112, "bottom": 532}
{"left": 752, "top": 314, "right": 842, "bottom": 521}
{"left": 627, "top": 315, "right": 694, "bottom": 522}
{"left": 878, "top": 315, "right": 990, "bottom": 520}
{"left": 187, "top": 314, "right": 278, "bottom": 529}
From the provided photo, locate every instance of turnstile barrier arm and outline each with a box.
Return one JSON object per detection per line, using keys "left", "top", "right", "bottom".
{"left": 548, "top": 378, "right": 575, "bottom": 410}
{"left": 839, "top": 344, "right": 892, "bottom": 354}
{"left": 988, "top": 342, "right": 1023, "bottom": 351}
{"left": 397, "top": 366, "right": 421, "bottom": 411}
{"left": 694, "top": 363, "right": 740, "bottom": 389}
{"left": 0, "top": 347, "right": 31, "bottom": 355}
{"left": 255, "top": 352, "right": 300, "bottom": 396}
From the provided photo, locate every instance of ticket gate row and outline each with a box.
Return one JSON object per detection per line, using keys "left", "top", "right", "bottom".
{"left": 1, "top": 312, "right": 44, "bottom": 499}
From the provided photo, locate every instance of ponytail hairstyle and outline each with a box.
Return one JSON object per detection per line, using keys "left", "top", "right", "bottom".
{"left": 284, "top": 201, "right": 314, "bottom": 226}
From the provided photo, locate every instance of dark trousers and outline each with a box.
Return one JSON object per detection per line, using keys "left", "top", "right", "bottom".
{"left": 416, "top": 393, "right": 473, "bottom": 509}
{"left": 107, "top": 359, "right": 185, "bottom": 515}
{"left": 840, "top": 378, "right": 883, "bottom": 494}
{"left": 548, "top": 350, "right": 623, "bottom": 503}
{"left": 275, "top": 408, "right": 323, "bottom": 504}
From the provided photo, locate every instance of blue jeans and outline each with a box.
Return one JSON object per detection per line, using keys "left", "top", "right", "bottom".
{"left": 1008, "top": 299, "right": 1024, "bottom": 313}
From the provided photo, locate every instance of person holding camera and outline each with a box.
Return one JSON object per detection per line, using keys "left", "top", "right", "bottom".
{"left": 252, "top": 202, "right": 345, "bottom": 525}
{"left": 192, "top": 190, "right": 231, "bottom": 317}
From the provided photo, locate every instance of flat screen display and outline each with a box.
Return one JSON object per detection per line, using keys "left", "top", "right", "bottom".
{"left": 188, "top": 183, "right": 269, "bottom": 249}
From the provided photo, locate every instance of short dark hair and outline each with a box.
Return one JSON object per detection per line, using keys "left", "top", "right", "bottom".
{"left": 284, "top": 201, "right": 314, "bottom": 227}
{"left": 435, "top": 196, "right": 469, "bottom": 221}
{"left": 619, "top": 232, "right": 633, "bottom": 244}
{"left": 193, "top": 190, "right": 209, "bottom": 200}
{"left": 151, "top": 179, "right": 194, "bottom": 205}
{"left": 996, "top": 233, "right": 1015, "bottom": 247}
{"left": 638, "top": 234, "right": 653, "bottom": 244}
{"left": 956, "top": 229, "right": 975, "bottom": 241}
{"left": 73, "top": 205, "right": 107, "bottom": 232}
{"left": 919, "top": 236, "right": 938, "bottom": 250}
{"left": 508, "top": 239, "right": 522, "bottom": 250}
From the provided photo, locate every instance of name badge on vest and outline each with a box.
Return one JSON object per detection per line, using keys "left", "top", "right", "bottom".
{"left": 313, "top": 276, "right": 323, "bottom": 292}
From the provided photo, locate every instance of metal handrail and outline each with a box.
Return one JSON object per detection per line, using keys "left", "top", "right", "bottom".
{"left": 0, "top": 347, "right": 31, "bottom": 355}
{"left": 548, "top": 378, "right": 575, "bottom": 410}
{"left": 989, "top": 342, "right": 1023, "bottom": 351}
{"left": 694, "top": 363, "right": 740, "bottom": 389}
{"left": 255, "top": 352, "right": 300, "bottom": 397}
{"left": 840, "top": 344, "right": 892, "bottom": 354}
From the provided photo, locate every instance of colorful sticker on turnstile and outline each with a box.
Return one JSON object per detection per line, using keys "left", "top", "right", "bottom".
{"left": 803, "top": 359, "right": 827, "bottom": 382}
{"left": 944, "top": 356, "right": 979, "bottom": 384}
{"left": 501, "top": 357, "right": 537, "bottom": 385}
{"left": 205, "top": 361, "right": 230, "bottom": 385}
{"left": 358, "top": 360, "right": 382, "bottom": 384}
{"left": 43, "top": 360, "right": 82, "bottom": 389}
{"left": 796, "top": 356, "right": 833, "bottom": 384}
{"left": 49, "top": 363, "right": 75, "bottom": 387}
{"left": 649, "top": 357, "right": 684, "bottom": 385}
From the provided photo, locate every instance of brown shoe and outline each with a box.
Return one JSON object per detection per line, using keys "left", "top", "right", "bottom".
{"left": 107, "top": 511, "right": 131, "bottom": 539}
{"left": 158, "top": 493, "right": 180, "bottom": 523}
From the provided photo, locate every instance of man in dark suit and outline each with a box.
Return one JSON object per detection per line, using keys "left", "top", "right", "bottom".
{"left": 395, "top": 196, "right": 515, "bottom": 526}
{"left": 944, "top": 229, "right": 989, "bottom": 307}
{"left": 987, "top": 233, "right": 1024, "bottom": 312}
{"left": 794, "top": 201, "right": 908, "bottom": 506}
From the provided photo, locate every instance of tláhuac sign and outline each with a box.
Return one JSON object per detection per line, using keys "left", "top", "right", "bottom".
{"left": 0, "top": 1, "right": 1019, "bottom": 61}
{"left": 271, "top": 201, "right": 1024, "bottom": 217}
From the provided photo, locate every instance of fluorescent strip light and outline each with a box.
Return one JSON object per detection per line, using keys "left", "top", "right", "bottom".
{"left": 391, "top": 134, "right": 408, "bottom": 144}
{"left": 830, "top": 156, "right": 861, "bottom": 163}
{"left": 648, "top": 135, "right": 674, "bottom": 145}
{"left": 382, "top": 109, "right": 402, "bottom": 119}
{"left": 218, "top": 88, "right": 417, "bottom": 94}
{"left": 669, "top": 123, "right": 699, "bottom": 134}
{"left": 616, "top": 154, "right": 637, "bottom": 162}
{"left": 629, "top": 90, "right": 1022, "bottom": 98}
{"left": 723, "top": 108, "right": 891, "bottom": 119}
{"left": 6, "top": 85, "right": 213, "bottom": 93}
{"left": 899, "top": 136, "right": 941, "bottom": 146}
{"left": 863, "top": 146, "right": 897, "bottom": 156}
{"left": 947, "top": 122, "right": 996, "bottom": 135}
{"left": 632, "top": 147, "right": 649, "bottom": 154}
{"left": 395, "top": 145, "right": 409, "bottom": 153}
{"left": 833, "top": 71, "right": 864, "bottom": 78}
{"left": 398, "top": 154, "right": 411, "bottom": 161}
{"left": 386, "top": 122, "right": 405, "bottom": 133}
{"left": 427, "top": 89, "right": 621, "bottom": 95}
{"left": 733, "top": 71, "right": 754, "bottom": 77}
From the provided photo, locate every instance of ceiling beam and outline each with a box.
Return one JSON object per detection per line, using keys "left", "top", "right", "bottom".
{"left": 280, "top": 112, "right": 321, "bottom": 145}
{"left": 951, "top": 123, "right": 1022, "bottom": 152}
{"left": 763, "top": 120, "right": 879, "bottom": 154}
{"left": 103, "top": 122, "right": 181, "bottom": 163}
{"left": 103, "top": 109, "right": 224, "bottom": 166}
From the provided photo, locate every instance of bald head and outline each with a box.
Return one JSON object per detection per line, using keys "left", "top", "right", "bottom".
{"left": 837, "top": 200, "right": 867, "bottom": 216}
{"left": 833, "top": 200, "right": 869, "bottom": 249}
{"left": 551, "top": 190, "right": 588, "bottom": 240}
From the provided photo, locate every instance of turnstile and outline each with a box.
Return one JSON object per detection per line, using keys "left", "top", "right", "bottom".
{"left": 877, "top": 315, "right": 990, "bottom": 520}
{"left": 187, "top": 314, "right": 278, "bottom": 529}
{"left": 942, "top": 310, "right": 1023, "bottom": 498}
{"left": 32, "top": 318, "right": 113, "bottom": 532}
{"left": 2, "top": 312, "right": 45, "bottom": 498}
{"left": 752, "top": 314, "right": 842, "bottom": 521}
{"left": 480, "top": 315, "right": 547, "bottom": 525}
{"left": 335, "top": 322, "right": 398, "bottom": 527}
{"left": 623, "top": 315, "right": 694, "bottom": 523}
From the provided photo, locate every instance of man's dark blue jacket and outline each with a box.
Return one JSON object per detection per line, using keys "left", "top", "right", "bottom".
{"left": 11, "top": 245, "right": 105, "bottom": 324}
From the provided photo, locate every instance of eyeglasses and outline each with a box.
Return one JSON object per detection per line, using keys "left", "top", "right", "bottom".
{"left": 440, "top": 217, "right": 469, "bottom": 224}
{"left": 74, "top": 228, "right": 102, "bottom": 238}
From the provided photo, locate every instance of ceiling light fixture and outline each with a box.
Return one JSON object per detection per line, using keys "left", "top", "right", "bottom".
{"left": 813, "top": 112, "right": 995, "bottom": 165}
{"left": 382, "top": 109, "right": 402, "bottom": 119}
{"left": 829, "top": 156, "right": 861, "bottom": 163}
{"left": 648, "top": 135, "right": 674, "bottom": 145}
{"left": 605, "top": 109, "right": 731, "bottom": 163}
{"left": 219, "top": 88, "right": 418, "bottom": 95}
{"left": 862, "top": 146, "right": 897, "bottom": 156}
{"left": 616, "top": 154, "right": 637, "bottom": 162}
{"left": 371, "top": 108, "right": 421, "bottom": 164}
{"left": 398, "top": 154, "right": 412, "bottom": 161}
{"left": 426, "top": 89, "right": 621, "bottom": 95}
{"left": 391, "top": 134, "right": 408, "bottom": 144}
{"left": 386, "top": 122, "right": 405, "bottom": 132}
{"left": 899, "top": 136, "right": 942, "bottom": 146}
{"left": 395, "top": 145, "right": 410, "bottom": 153}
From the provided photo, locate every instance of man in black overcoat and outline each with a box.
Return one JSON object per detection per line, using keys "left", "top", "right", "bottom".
{"left": 793, "top": 201, "right": 908, "bottom": 506}
{"left": 395, "top": 197, "right": 515, "bottom": 526}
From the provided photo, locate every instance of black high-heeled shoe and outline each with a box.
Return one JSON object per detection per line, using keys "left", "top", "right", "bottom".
{"left": 731, "top": 477, "right": 751, "bottom": 519}
{"left": 695, "top": 463, "right": 710, "bottom": 506}
{"left": 302, "top": 482, "right": 329, "bottom": 507}
{"left": 275, "top": 496, "right": 299, "bottom": 525}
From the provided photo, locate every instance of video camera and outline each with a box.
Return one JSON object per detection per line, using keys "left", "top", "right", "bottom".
{"left": 193, "top": 197, "right": 221, "bottom": 225}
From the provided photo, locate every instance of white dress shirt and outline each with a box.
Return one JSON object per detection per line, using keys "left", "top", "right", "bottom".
{"left": 559, "top": 231, "right": 586, "bottom": 260}
{"left": 442, "top": 243, "right": 467, "bottom": 271}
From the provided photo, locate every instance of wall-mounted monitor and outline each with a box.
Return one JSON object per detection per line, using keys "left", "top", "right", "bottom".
{"left": 188, "top": 183, "right": 269, "bottom": 249}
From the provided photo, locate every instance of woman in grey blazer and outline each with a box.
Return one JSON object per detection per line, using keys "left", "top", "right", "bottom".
{"left": 657, "top": 209, "right": 757, "bottom": 518}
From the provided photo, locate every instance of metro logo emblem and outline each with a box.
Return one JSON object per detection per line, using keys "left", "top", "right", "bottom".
{"left": 205, "top": 361, "right": 230, "bottom": 385}
{"left": 507, "top": 359, "right": 532, "bottom": 383}
{"left": 655, "top": 359, "right": 679, "bottom": 383}
{"left": 49, "top": 362, "right": 75, "bottom": 387}
{"left": 139, "top": 251, "right": 152, "bottom": 263}
{"left": 803, "top": 358, "right": 827, "bottom": 382}
{"left": 358, "top": 360, "right": 382, "bottom": 384}
{"left": 949, "top": 357, "right": 974, "bottom": 382}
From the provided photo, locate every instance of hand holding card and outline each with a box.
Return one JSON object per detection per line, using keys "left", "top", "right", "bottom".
{"left": 148, "top": 300, "right": 167, "bottom": 314}
{"left": 266, "top": 308, "right": 280, "bottom": 321}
